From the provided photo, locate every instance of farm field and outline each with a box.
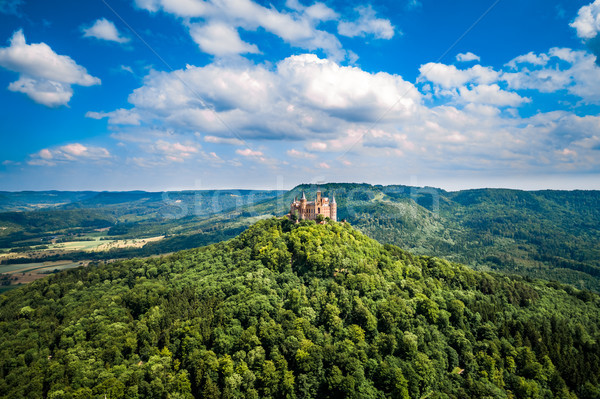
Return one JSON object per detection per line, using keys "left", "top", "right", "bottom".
{"left": 0, "top": 260, "right": 86, "bottom": 291}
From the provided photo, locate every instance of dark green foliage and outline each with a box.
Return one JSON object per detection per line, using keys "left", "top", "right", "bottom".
{"left": 1, "top": 218, "right": 599, "bottom": 398}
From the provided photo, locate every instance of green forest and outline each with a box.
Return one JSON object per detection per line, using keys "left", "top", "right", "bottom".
{"left": 1, "top": 218, "right": 599, "bottom": 398}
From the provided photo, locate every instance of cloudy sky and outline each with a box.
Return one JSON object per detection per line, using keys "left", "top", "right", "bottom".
{"left": 1, "top": 0, "right": 600, "bottom": 191}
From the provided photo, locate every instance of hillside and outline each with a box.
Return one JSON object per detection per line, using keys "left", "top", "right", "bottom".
{"left": 2, "top": 184, "right": 600, "bottom": 292}
{"left": 1, "top": 218, "right": 599, "bottom": 398}
{"left": 285, "top": 184, "right": 600, "bottom": 292}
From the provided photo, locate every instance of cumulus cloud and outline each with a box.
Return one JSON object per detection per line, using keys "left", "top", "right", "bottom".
{"left": 505, "top": 51, "right": 549, "bottom": 68}
{"left": 152, "top": 140, "right": 199, "bottom": 162}
{"left": 458, "top": 84, "right": 530, "bottom": 107}
{"left": 82, "top": 18, "right": 130, "bottom": 43}
{"left": 134, "top": 0, "right": 209, "bottom": 17}
{"left": 337, "top": 6, "right": 395, "bottom": 39}
{"left": 236, "top": 148, "right": 263, "bottom": 157}
{"left": 421, "top": 48, "right": 600, "bottom": 106}
{"left": 571, "top": 0, "right": 600, "bottom": 39}
{"left": 95, "top": 44, "right": 600, "bottom": 178}
{"left": 204, "top": 135, "right": 245, "bottom": 145}
{"left": 0, "top": 30, "right": 100, "bottom": 107}
{"left": 303, "top": 3, "right": 338, "bottom": 21}
{"left": 189, "top": 21, "right": 259, "bottom": 56}
{"left": 418, "top": 63, "right": 499, "bottom": 89}
{"left": 86, "top": 109, "right": 141, "bottom": 125}
{"left": 502, "top": 48, "right": 600, "bottom": 103}
{"left": 28, "top": 143, "right": 110, "bottom": 166}
{"left": 287, "top": 149, "right": 316, "bottom": 159}
{"left": 124, "top": 54, "right": 421, "bottom": 142}
{"left": 279, "top": 54, "right": 420, "bottom": 122}
{"left": 456, "top": 52, "right": 480, "bottom": 62}
{"left": 136, "top": 0, "right": 345, "bottom": 59}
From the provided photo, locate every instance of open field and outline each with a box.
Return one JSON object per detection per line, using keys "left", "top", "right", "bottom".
{"left": 0, "top": 235, "right": 166, "bottom": 262}
{"left": 0, "top": 260, "right": 84, "bottom": 275}
{"left": 92, "top": 235, "right": 164, "bottom": 251}
{"left": 1, "top": 260, "right": 86, "bottom": 290}
{"left": 48, "top": 240, "right": 109, "bottom": 251}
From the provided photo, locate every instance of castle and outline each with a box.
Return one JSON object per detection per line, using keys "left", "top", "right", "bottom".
{"left": 289, "top": 189, "right": 337, "bottom": 221}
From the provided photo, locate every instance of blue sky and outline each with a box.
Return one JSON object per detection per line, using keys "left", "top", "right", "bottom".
{"left": 1, "top": 0, "right": 600, "bottom": 191}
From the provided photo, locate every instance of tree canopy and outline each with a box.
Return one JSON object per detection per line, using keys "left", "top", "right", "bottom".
{"left": 1, "top": 217, "right": 599, "bottom": 398}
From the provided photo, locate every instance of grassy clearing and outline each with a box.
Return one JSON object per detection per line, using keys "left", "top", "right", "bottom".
{"left": 1, "top": 260, "right": 85, "bottom": 288}
{"left": 0, "top": 260, "right": 82, "bottom": 275}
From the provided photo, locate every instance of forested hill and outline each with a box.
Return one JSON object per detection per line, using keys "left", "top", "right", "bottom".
{"left": 1, "top": 218, "right": 600, "bottom": 398}
{"left": 288, "top": 184, "right": 600, "bottom": 291}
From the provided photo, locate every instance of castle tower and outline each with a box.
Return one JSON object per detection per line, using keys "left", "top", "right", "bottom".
{"left": 300, "top": 191, "right": 307, "bottom": 219}
{"left": 331, "top": 193, "right": 337, "bottom": 221}
{"left": 316, "top": 189, "right": 321, "bottom": 205}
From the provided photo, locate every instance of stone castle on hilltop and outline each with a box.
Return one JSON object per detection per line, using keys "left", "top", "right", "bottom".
{"left": 289, "top": 189, "right": 337, "bottom": 221}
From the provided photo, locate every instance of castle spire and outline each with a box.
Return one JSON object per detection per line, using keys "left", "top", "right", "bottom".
{"left": 331, "top": 193, "right": 336, "bottom": 204}
{"left": 301, "top": 191, "right": 306, "bottom": 200}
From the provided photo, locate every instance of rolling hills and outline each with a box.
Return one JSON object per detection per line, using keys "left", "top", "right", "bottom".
{"left": 1, "top": 184, "right": 600, "bottom": 292}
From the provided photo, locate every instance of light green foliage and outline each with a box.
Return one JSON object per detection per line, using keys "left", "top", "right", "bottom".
{"left": 1, "top": 217, "right": 599, "bottom": 398}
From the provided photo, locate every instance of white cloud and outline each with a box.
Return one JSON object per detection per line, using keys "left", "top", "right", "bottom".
{"left": 204, "top": 135, "right": 245, "bottom": 145}
{"left": 571, "top": 0, "right": 600, "bottom": 39}
{"left": 458, "top": 84, "right": 530, "bottom": 107}
{"left": 287, "top": 149, "right": 316, "bottom": 159}
{"left": 304, "top": 3, "right": 338, "bottom": 21}
{"left": 502, "top": 48, "right": 600, "bottom": 103}
{"left": 28, "top": 143, "right": 110, "bottom": 166}
{"left": 456, "top": 52, "right": 480, "bottom": 62}
{"left": 8, "top": 77, "right": 74, "bottom": 108}
{"left": 120, "top": 65, "right": 134, "bottom": 74}
{"left": 86, "top": 109, "right": 142, "bottom": 125}
{"left": 422, "top": 48, "right": 600, "bottom": 105}
{"left": 0, "top": 30, "right": 100, "bottom": 107}
{"left": 278, "top": 54, "right": 421, "bottom": 122}
{"left": 418, "top": 63, "right": 499, "bottom": 89}
{"left": 96, "top": 46, "right": 600, "bottom": 179}
{"left": 307, "top": 142, "right": 328, "bottom": 151}
{"left": 125, "top": 54, "right": 421, "bottom": 141}
{"left": 134, "top": 0, "right": 210, "bottom": 17}
{"left": 136, "top": 0, "right": 345, "bottom": 59}
{"left": 505, "top": 51, "right": 549, "bottom": 68}
{"left": 82, "top": 18, "right": 130, "bottom": 44}
{"left": 189, "top": 21, "right": 259, "bottom": 56}
{"left": 152, "top": 140, "right": 199, "bottom": 162}
{"left": 236, "top": 148, "right": 263, "bottom": 157}
{"left": 338, "top": 6, "right": 395, "bottom": 40}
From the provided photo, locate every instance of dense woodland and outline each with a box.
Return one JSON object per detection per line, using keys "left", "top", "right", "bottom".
{"left": 1, "top": 218, "right": 599, "bottom": 398}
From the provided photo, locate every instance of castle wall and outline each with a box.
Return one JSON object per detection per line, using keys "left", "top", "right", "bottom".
{"left": 290, "top": 191, "right": 337, "bottom": 221}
